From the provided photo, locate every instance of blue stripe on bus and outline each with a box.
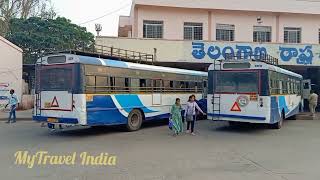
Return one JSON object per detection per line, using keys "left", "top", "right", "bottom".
{"left": 86, "top": 95, "right": 127, "bottom": 125}
{"left": 114, "top": 95, "right": 158, "bottom": 114}
{"left": 278, "top": 96, "right": 289, "bottom": 114}
{"left": 208, "top": 113, "right": 266, "bottom": 121}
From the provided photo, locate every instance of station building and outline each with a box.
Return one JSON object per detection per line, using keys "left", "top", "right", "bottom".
{"left": 96, "top": 0, "right": 320, "bottom": 88}
{"left": 0, "top": 36, "right": 23, "bottom": 109}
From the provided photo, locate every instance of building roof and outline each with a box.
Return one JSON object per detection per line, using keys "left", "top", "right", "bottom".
{"left": 133, "top": 0, "right": 320, "bottom": 15}
{"left": 0, "top": 36, "right": 23, "bottom": 53}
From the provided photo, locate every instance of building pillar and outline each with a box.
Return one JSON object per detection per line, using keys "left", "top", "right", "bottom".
{"left": 275, "top": 14, "right": 280, "bottom": 43}
{"left": 134, "top": 7, "right": 139, "bottom": 38}
{"left": 208, "top": 11, "right": 212, "bottom": 41}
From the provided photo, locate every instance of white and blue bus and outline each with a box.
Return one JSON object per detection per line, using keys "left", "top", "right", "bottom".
{"left": 33, "top": 53, "right": 207, "bottom": 131}
{"left": 208, "top": 60, "right": 303, "bottom": 129}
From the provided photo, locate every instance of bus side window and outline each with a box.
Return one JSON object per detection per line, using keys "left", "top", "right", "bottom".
{"left": 189, "top": 82, "right": 195, "bottom": 92}
{"left": 115, "top": 77, "right": 126, "bottom": 92}
{"left": 125, "top": 78, "right": 130, "bottom": 92}
{"left": 170, "top": 81, "right": 174, "bottom": 91}
{"left": 173, "top": 81, "right": 180, "bottom": 92}
{"left": 179, "top": 81, "right": 184, "bottom": 89}
{"left": 131, "top": 78, "right": 139, "bottom": 93}
{"left": 163, "top": 80, "right": 171, "bottom": 92}
{"left": 153, "top": 80, "right": 162, "bottom": 92}
{"left": 86, "top": 75, "right": 96, "bottom": 93}
{"left": 110, "top": 77, "right": 115, "bottom": 91}
{"left": 96, "top": 76, "right": 109, "bottom": 93}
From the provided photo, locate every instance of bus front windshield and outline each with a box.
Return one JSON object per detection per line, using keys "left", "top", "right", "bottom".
{"left": 214, "top": 71, "right": 259, "bottom": 94}
{"left": 39, "top": 65, "right": 73, "bottom": 91}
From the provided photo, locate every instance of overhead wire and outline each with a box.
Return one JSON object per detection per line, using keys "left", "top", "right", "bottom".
{"left": 78, "top": 0, "right": 132, "bottom": 25}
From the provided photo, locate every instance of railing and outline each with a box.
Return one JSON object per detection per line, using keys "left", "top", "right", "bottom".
{"left": 39, "top": 44, "right": 155, "bottom": 65}
{"left": 224, "top": 52, "right": 279, "bottom": 65}
{"left": 94, "top": 44, "right": 154, "bottom": 64}
{"left": 74, "top": 44, "right": 155, "bottom": 64}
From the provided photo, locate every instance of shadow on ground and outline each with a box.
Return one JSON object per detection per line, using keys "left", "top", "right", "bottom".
{"left": 44, "top": 119, "right": 169, "bottom": 137}
{"left": 212, "top": 120, "right": 296, "bottom": 134}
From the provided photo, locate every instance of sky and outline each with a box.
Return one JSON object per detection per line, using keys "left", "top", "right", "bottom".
{"left": 52, "top": 0, "right": 132, "bottom": 36}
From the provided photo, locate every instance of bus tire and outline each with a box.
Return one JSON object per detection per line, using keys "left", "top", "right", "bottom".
{"left": 271, "top": 111, "right": 284, "bottom": 129}
{"left": 126, "top": 109, "right": 143, "bottom": 131}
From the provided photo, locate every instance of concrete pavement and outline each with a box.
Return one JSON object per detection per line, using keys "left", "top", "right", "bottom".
{"left": 0, "top": 119, "right": 320, "bottom": 180}
{"left": 0, "top": 109, "right": 33, "bottom": 121}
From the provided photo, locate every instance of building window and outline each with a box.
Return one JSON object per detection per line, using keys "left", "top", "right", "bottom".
{"left": 284, "top": 27, "right": 301, "bottom": 43}
{"left": 216, "top": 24, "right": 235, "bottom": 41}
{"left": 184, "top": 22, "right": 203, "bottom": 40}
{"left": 253, "top": 26, "right": 272, "bottom": 42}
{"left": 143, "top": 20, "right": 163, "bottom": 39}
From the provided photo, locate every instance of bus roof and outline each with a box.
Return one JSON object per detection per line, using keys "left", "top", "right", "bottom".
{"left": 208, "top": 61, "right": 302, "bottom": 79}
{"left": 38, "top": 54, "right": 207, "bottom": 77}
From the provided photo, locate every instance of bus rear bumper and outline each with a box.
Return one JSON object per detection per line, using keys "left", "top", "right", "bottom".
{"left": 208, "top": 113, "right": 267, "bottom": 123}
{"left": 33, "top": 116, "right": 79, "bottom": 125}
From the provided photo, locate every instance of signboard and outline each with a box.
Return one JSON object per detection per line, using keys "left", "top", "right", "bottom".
{"left": 0, "top": 83, "right": 10, "bottom": 109}
{"left": 189, "top": 41, "right": 320, "bottom": 66}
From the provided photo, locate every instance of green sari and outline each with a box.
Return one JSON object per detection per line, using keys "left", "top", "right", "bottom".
{"left": 170, "top": 104, "right": 183, "bottom": 134}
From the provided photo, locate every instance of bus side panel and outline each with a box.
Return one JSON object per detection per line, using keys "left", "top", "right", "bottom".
{"left": 136, "top": 93, "right": 205, "bottom": 121}
{"left": 86, "top": 94, "right": 206, "bottom": 126}
{"left": 270, "top": 96, "right": 281, "bottom": 124}
{"left": 86, "top": 95, "right": 127, "bottom": 126}
{"left": 270, "top": 95, "right": 302, "bottom": 123}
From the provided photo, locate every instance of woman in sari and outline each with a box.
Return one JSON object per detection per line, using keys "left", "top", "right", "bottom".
{"left": 170, "top": 98, "right": 183, "bottom": 135}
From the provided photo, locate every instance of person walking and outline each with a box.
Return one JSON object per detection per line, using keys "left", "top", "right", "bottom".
{"left": 309, "top": 90, "right": 318, "bottom": 117}
{"left": 5, "top": 89, "right": 19, "bottom": 123}
{"left": 170, "top": 98, "right": 183, "bottom": 136}
{"left": 184, "top": 95, "right": 206, "bottom": 135}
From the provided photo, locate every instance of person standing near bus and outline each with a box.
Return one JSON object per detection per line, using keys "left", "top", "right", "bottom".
{"left": 309, "top": 90, "right": 318, "bottom": 117}
{"left": 5, "top": 89, "right": 19, "bottom": 123}
{"left": 170, "top": 98, "right": 183, "bottom": 136}
{"left": 184, "top": 95, "right": 206, "bottom": 135}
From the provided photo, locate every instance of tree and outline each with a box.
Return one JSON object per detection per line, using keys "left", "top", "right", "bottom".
{"left": 6, "top": 17, "right": 95, "bottom": 63}
{"left": 0, "top": 0, "right": 54, "bottom": 36}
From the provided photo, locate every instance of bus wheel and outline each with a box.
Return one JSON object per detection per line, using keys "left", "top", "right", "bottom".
{"left": 126, "top": 109, "right": 143, "bottom": 131}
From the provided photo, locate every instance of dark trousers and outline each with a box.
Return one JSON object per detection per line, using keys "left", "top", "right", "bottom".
{"left": 8, "top": 105, "right": 17, "bottom": 122}
{"left": 187, "top": 115, "right": 196, "bottom": 133}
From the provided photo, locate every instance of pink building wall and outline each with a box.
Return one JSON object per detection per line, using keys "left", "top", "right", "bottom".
{"left": 121, "top": 1, "right": 320, "bottom": 44}
{"left": 136, "top": 6, "right": 209, "bottom": 40}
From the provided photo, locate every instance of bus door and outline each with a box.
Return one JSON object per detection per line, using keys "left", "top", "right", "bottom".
{"left": 302, "top": 79, "right": 311, "bottom": 111}
{"left": 303, "top": 79, "right": 311, "bottom": 100}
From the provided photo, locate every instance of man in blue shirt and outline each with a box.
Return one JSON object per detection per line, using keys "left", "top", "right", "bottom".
{"left": 5, "top": 89, "right": 19, "bottom": 123}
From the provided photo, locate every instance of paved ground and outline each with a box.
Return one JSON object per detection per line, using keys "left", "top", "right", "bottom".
{"left": 0, "top": 109, "right": 33, "bottom": 121}
{"left": 0, "top": 119, "right": 319, "bottom": 180}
